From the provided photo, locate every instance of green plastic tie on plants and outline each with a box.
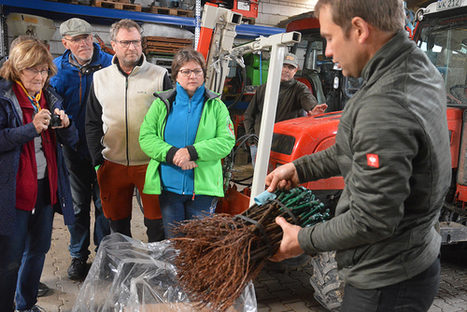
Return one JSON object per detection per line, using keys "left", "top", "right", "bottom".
{"left": 298, "top": 206, "right": 321, "bottom": 221}
{"left": 285, "top": 191, "right": 308, "bottom": 207}
{"left": 281, "top": 191, "right": 296, "bottom": 202}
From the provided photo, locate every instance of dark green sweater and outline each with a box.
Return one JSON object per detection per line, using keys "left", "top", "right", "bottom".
{"left": 295, "top": 31, "right": 451, "bottom": 289}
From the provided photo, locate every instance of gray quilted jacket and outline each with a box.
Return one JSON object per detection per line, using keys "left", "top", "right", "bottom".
{"left": 295, "top": 31, "right": 451, "bottom": 289}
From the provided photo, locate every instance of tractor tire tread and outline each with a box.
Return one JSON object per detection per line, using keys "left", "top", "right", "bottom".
{"left": 309, "top": 251, "right": 343, "bottom": 311}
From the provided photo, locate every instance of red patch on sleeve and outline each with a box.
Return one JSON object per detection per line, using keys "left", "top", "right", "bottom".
{"left": 366, "top": 154, "right": 379, "bottom": 168}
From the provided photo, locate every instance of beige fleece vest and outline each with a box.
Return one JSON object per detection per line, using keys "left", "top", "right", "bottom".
{"left": 93, "top": 58, "right": 167, "bottom": 166}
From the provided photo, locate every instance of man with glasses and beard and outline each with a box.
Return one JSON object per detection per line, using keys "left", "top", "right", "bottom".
{"left": 86, "top": 19, "right": 171, "bottom": 245}
{"left": 50, "top": 18, "right": 112, "bottom": 281}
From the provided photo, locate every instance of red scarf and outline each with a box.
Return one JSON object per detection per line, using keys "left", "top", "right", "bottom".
{"left": 13, "top": 82, "right": 58, "bottom": 211}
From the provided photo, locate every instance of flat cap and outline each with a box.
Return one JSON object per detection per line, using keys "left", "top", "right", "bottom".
{"left": 283, "top": 53, "right": 299, "bottom": 68}
{"left": 60, "top": 18, "right": 92, "bottom": 37}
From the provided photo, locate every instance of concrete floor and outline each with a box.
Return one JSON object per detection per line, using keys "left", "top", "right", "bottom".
{"left": 37, "top": 198, "right": 467, "bottom": 312}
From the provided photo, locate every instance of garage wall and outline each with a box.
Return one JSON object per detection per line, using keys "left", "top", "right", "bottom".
{"left": 257, "top": 0, "right": 317, "bottom": 26}
{"left": 6, "top": 0, "right": 318, "bottom": 57}
{"left": 7, "top": 20, "right": 195, "bottom": 59}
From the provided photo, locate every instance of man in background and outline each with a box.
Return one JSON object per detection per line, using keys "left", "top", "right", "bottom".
{"left": 50, "top": 17, "right": 112, "bottom": 280}
{"left": 244, "top": 52, "right": 327, "bottom": 164}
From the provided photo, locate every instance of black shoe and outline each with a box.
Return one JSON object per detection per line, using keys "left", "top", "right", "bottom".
{"left": 37, "top": 282, "right": 50, "bottom": 297}
{"left": 144, "top": 218, "right": 165, "bottom": 242}
{"left": 67, "top": 258, "right": 88, "bottom": 280}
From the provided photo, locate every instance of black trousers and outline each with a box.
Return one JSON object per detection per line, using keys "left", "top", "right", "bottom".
{"left": 342, "top": 256, "right": 440, "bottom": 312}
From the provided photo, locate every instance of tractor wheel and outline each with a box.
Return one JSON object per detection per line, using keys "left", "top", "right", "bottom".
{"left": 309, "top": 251, "right": 344, "bottom": 311}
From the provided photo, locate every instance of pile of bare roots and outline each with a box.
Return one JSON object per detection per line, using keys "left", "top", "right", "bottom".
{"left": 171, "top": 187, "right": 331, "bottom": 311}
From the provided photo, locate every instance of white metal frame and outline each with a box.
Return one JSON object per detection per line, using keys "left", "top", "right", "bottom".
{"left": 227, "top": 32, "right": 301, "bottom": 206}
{"left": 200, "top": 6, "right": 301, "bottom": 206}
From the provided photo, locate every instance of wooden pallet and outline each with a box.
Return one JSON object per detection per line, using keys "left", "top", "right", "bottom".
{"left": 144, "top": 42, "right": 189, "bottom": 49}
{"left": 94, "top": 0, "right": 142, "bottom": 11}
{"left": 143, "top": 36, "right": 192, "bottom": 54}
{"left": 144, "top": 45, "right": 192, "bottom": 54}
{"left": 143, "top": 6, "right": 194, "bottom": 17}
{"left": 143, "top": 36, "right": 193, "bottom": 45}
{"left": 145, "top": 47, "right": 185, "bottom": 54}
{"left": 143, "top": 38, "right": 192, "bottom": 54}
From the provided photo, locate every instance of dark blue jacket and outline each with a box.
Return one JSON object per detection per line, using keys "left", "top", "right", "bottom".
{"left": 0, "top": 79, "right": 78, "bottom": 236}
{"left": 50, "top": 43, "right": 112, "bottom": 160}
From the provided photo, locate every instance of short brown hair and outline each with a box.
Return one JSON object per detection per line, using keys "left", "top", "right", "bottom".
{"left": 110, "top": 19, "right": 142, "bottom": 41}
{"left": 171, "top": 47, "right": 206, "bottom": 81}
{"left": 0, "top": 39, "right": 57, "bottom": 84}
{"left": 314, "top": 0, "right": 405, "bottom": 35}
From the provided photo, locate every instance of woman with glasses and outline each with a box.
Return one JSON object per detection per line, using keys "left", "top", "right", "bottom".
{"left": 139, "top": 48, "right": 235, "bottom": 238}
{"left": 0, "top": 39, "right": 77, "bottom": 312}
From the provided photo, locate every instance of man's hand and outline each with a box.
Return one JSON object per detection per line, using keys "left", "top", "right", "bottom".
{"left": 269, "top": 216, "right": 304, "bottom": 262}
{"left": 265, "top": 162, "right": 300, "bottom": 192}
{"left": 307, "top": 103, "right": 328, "bottom": 116}
{"left": 173, "top": 148, "right": 190, "bottom": 167}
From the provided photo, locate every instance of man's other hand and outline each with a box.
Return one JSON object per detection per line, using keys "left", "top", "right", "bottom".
{"left": 269, "top": 216, "right": 304, "bottom": 262}
{"left": 266, "top": 162, "right": 300, "bottom": 192}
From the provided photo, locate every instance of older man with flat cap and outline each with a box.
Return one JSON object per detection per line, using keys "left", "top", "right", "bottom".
{"left": 50, "top": 18, "right": 112, "bottom": 280}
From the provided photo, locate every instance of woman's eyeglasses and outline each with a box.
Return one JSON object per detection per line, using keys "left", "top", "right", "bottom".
{"left": 179, "top": 69, "right": 203, "bottom": 77}
{"left": 24, "top": 68, "right": 49, "bottom": 77}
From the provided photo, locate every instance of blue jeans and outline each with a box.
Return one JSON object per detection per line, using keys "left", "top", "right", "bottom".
{"left": 0, "top": 179, "right": 54, "bottom": 311}
{"left": 64, "top": 146, "right": 109, "bottom": 260}
{"left": 342, "top": 255, "right": 441, "bottom": 312}
{"left": 159, "top": 191, "right": 217, "bottom": 238}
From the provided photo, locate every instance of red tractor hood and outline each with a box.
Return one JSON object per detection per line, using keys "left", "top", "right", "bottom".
{"left": 271, "top": 111, "right": 342, "bottom": 164}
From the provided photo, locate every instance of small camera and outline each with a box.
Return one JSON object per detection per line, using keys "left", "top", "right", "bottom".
{"left": 49, "top": 113, "right": 62, "bottom": 128}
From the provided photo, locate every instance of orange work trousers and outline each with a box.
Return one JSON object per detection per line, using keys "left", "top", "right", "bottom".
{"left": 96, "top": 160, "right": 161, "bottom": 221}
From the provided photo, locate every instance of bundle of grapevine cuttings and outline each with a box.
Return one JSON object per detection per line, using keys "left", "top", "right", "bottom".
{"left": 171, "top": 187, "right": 330, "bottom": 312}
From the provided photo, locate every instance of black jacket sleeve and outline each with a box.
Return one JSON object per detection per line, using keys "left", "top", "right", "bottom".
{"left": 163, "top": 73, "right": 173, "bottom": 90}
{"left": 297, "top": 81, "right": 318, "bottom": 111}
{"left": 85, "top": 82, "right": 105, "bottom": 167}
